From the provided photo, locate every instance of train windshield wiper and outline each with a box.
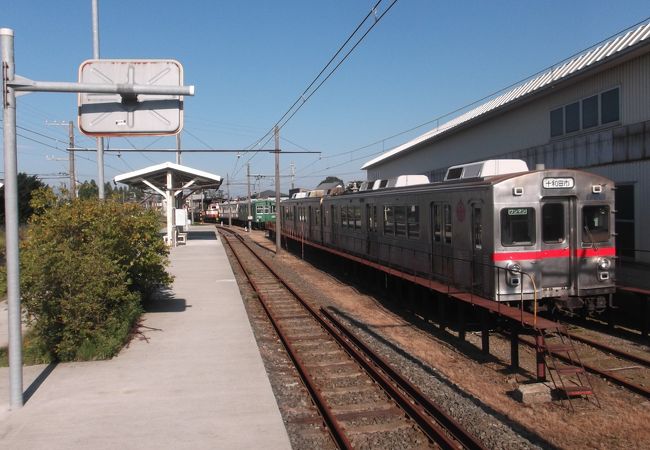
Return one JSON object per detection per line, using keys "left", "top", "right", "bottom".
{"left": 583, "top": 225, "right": 598, "bottom": 249}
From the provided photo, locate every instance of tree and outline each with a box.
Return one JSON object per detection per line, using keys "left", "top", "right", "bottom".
{"left": 77, "top": 180, "right": 99, "bottom": 199}
{"left": 20, "top": 194, "right": 173, "bottom": 361}
{"left": 0, "top": 172, "right": 47, "bottom": 224}
{"left": 318, "top": 176, "right": 344, "bottom": 186}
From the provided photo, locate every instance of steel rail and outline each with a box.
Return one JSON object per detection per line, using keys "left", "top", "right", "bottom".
{"left": 220, "top": 228, "right": 485, "bottom": 449}
{"left": 562, "top": 331, "right": 650, "bottom": 368}
{"left": 220, "top": 231, "right": 352, "bottom": 450}
{"left": 320, "top": 308, "right": 486, "bottom": 450}
{"left": 516, "top": 334, "right": 650, "bottom": 399}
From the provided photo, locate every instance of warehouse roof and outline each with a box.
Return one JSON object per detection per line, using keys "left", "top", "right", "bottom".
{"left": 362, "top": 20, "right": 650, "bottom": 170}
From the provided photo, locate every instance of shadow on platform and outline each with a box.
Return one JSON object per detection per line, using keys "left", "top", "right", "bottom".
{"left": 144, "top": 289, "right": 188, "bottom": 313}
{"left": 23, "top": 362, "right": 58, "bottom": 405}
{"left": 188, "top": 230, "right": 217, "bottom": 241}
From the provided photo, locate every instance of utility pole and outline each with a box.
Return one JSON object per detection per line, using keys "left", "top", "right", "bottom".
{"left": 176, "top": 132, "right": 181, "bottom": 165}
{"left": 226, "top": 173, "right": 232, "bottom": 227}
{"left": 247, "top": 162, "right": 252, "bottom": 232}
{"left": 45, "top": 120, "right": 76, "bottom": 198}
{"left": 91, "top": 0, "right": 105, "bottom": 199}
{"left": 69, "top": 121, "right": 76, "bottom": 198}
{"left": 274, "top": 126, "right": 282, "bottom": 254}
{"left": 290, "top": 161, "right": 295, "bottom": 190}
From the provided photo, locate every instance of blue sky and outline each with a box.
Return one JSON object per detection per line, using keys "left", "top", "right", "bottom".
{"left": 2, "top": 1, "right": 649, "bottom": 196}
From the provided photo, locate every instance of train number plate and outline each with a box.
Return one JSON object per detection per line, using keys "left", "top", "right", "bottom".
{"left": 542, "top": 177, "right": 574, "bottom": 189}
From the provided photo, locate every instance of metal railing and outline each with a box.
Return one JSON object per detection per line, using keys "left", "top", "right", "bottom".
{"left": 273, "top": 223, "right": 540, "bottom": 326}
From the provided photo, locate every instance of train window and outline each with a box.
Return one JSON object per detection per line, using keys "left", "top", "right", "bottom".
{"left": 315, "top": 208, "right": 320, "bottom": 226}
{"left": 367, "top": 205, "right": 378, "bottom": 232}
{"left": 354, "top": 206, "right": 361, "bottom": 230}
{"left": 407, "top": 205, "right": 419, "bottom": 239}
{"left": 542, "top": 203, "right": 565, "bottom": 243}
{"left": 582, "top": 205, "right": 610, "bottom": 243}
{"left": 433, "top": 204, "right": 442, "bottom": 242}
{"left": 472, "top": 207, "right": 482, "bottom": 249}
{"left": 501, "top": 207, "right": 535, "bottom": 246}
{"left": 394, "top": 206, "right": 407, "bottom": 237}
{"left": 341, "top": 206, "right": 347, "bottom": 228}
{"left": 443, "top": 204, "right": 453, "bottom": 245}
{"left": 383, "top": 206, "right": 395, "bottom": 235}
{"left": 372, "top": 206, "right": 378, "bottom": 232}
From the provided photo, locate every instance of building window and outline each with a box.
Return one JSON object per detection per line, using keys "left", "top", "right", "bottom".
{"left": 550, "top": 87, "right": 620, "bottom": 137}
{"left": 582, "top": 95, "right": 598, "bottom": 129}
{"left": 601, "top": 88, "right": 619, "bottom": 124}
{"left": 550, "top": 108, "right": 564, "bottom": 137}
{"left": 565, "top": 102, "right": 580, "bottom": 133}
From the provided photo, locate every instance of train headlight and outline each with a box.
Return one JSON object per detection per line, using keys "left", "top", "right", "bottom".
{"left": 597, "top": 258, "right": 611, "bottom": 271}
{"left": 506, "top": 262, "right": 522, "bottom": 286}
{"left": 506, "top": 262, "right": 522, "bottom": 274}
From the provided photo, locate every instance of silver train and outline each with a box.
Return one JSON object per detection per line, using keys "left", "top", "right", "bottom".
{"left": 279, "top": 160, "right": 616, "bottom": 312}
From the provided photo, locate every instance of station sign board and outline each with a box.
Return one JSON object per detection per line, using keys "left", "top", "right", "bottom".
{"left": 78, "top": 59, "right": 184, "bottom": 137}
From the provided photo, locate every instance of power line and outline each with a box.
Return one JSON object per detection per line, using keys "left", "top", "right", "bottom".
{"left": 234, "top": 0, "right": 399, "bottom": 177}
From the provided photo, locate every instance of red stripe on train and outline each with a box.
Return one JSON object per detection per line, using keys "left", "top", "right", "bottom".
{"left": 492, "top": 246, "right": 615, "bottom": 261}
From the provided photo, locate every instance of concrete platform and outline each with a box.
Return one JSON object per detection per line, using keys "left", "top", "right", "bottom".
{"left": 0, "top": 225, "right": 291, "bottom": 449}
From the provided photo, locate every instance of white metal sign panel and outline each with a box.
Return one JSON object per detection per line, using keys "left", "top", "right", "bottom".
{"left": 78, "top": 59, "right": 184, "bottom": 137}
{"left": 542, "top": 177, "right": 575, "bottom": 189}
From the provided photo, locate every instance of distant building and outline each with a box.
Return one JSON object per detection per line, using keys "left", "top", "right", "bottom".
{"left": 362, "top": 21, "right": 650, "bottom": 259}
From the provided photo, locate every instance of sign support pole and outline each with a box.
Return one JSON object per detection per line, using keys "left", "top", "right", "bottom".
{"left": 91, "top": 0, "right": 105, "bottom": 199}
{"left": 1, "top": 26, "right": 195, "bottom": 408}
{"left": 2, "top": 27, "right": 24, "bottom": 409}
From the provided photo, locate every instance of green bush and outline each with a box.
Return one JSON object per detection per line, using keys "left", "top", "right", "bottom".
{"left": 20, "top": 193, "right": 172, "bottom": 361}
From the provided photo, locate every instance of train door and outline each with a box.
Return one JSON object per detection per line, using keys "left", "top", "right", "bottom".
{"left": 471, "top": 205, "right": 483, "bottom": 291}
{"left": 540, "top": 198, "right": 575, "bottom": 293}
{"left": 366, "top": 203, "right": 378, "bottom": 255}
{"left": 331, "top": 205, "right": 338, "bottom": 245}
{"left": 430, "top": 202, "right": 452, "bottom": 282}
{"left": 308, "top": 206, "right": 313, "bottom": 239}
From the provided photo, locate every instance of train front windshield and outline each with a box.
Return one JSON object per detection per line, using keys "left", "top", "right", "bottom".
{"left": 582, "top": 205, "right": 610, "bottom": 243}
{"left": 501, "top": 208, "right": 536, "bottom": 246}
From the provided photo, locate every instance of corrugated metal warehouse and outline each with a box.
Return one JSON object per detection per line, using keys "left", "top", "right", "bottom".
{"left": 362, "top": 21, "right": 650, "bottom": 260}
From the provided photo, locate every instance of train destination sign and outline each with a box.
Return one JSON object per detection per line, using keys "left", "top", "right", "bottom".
{"left": 542, "top": 177, "right": 575, "bottom": 189}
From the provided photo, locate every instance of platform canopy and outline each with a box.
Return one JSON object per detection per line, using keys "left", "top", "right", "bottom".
{"left": 114, "top": 162, "right": 222, "bottom": 245}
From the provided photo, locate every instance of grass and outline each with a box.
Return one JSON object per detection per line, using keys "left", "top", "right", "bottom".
{"left": 0, "top": 330, "right": 55, "bottom": 367}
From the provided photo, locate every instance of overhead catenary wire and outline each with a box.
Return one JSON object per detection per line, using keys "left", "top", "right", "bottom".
{"left": 233, "top": 0, "right": 399, "bottom": 178}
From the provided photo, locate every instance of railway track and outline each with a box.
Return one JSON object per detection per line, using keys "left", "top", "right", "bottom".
{"left": 514, "top": 326, "right": 650, "bottom": 399}
{"left": 219, "top": 227, "right": 485, "bottom": 450}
